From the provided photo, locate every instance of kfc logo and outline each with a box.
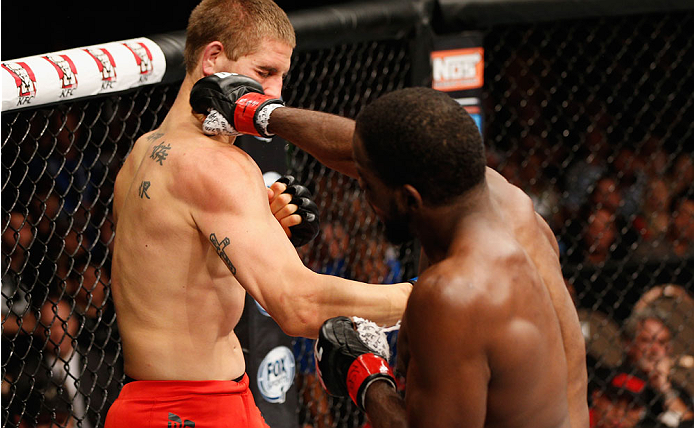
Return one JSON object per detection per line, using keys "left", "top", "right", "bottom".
{"left": 2, "top": 62, "right": 37, "bottom": 104}
{"left": 124, "top": 42, "right": 154, "bottom": 76}
{"left": 43, "top": 54, "right": 78, "bottom": 91}
{"left": 85, "top": 48, "right": 117, "bottom": 88}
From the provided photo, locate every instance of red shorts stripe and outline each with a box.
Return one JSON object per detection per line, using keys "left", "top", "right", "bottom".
{"left": 105, "top": 374, "right": 269, "bottom": 428}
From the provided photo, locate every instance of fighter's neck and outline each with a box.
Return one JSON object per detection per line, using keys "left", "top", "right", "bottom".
{"left": 415, "top": 183, "right": 497, "bottom": 264}
{"left": 159, "top": 76, "right": 236, "bottom": 145}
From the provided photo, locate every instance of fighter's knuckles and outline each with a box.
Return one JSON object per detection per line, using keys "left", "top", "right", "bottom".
{"left": 190, "top": 72, "right": 283, "bottom": 137}
{"left": 269, "top": 181, "right": 287, "bottom": 196}
{"left": 271, "top": 193, "right": 294, "bottom": 214}
{"left": 287, "top": 184, "right": 312, "bottom": 199}
{"left": 271, "top": 175, "right": 320, "bottom": 247}
{"left": 275, "top": 174, "right": 296, "bottom": 188}
{"left": 190, "top": 72, "right": 264, "bottom": 115}
{"left": 280, "top": 214, "right": 302, "bottom": 230}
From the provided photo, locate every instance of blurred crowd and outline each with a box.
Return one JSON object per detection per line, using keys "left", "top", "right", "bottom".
{"left": 488, "top": 138, "right": 694, "bottom": 268}
{"left": 2, "top": 108, "right": 126, "bottom": 427}
{"left": 583, "top": 284, "right": 694, "bottom": 428}
{"left": 2, "top": 29, "right": 693, "bottom": 426}
{"left": 2, "top": 110, "right": 693, "bottom": 427}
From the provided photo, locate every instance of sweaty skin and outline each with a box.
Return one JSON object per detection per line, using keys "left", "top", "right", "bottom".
{"left": 391, "top": 169, "right": 584, "bottom": 428}
{"left": 268, "top": 109, "right": 589, "bottom": 428}
{"left": 486, "top": 168, "right": 589, "bottom": 425}
{"left": 111, "top": 37, "right": 410, "bottom": 382}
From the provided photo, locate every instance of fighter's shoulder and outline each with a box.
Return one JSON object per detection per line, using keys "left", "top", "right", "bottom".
{"left": 408, "top": 262, "right": 491, "bottom": 317}
{"left": 171, "top": 139, "right": 261, "bottom": 204}
{"left": 404, "top": 262, "right": 498, "bottom": 353}
{"left": 486, "top": 167, "right": 535, "bottom": 209}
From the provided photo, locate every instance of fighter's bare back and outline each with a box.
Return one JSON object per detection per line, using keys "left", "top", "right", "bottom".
{"left": 486, "top": 168, "right": 588, "bottom": 427}
{"left": 111, "top": 101, "right": 411, "bottom": 382}
{"left": 112, "top": 124, "right": 253, "bottom": 381}
{"left": 396, "top": 168, "right": 587, "bottom": 428}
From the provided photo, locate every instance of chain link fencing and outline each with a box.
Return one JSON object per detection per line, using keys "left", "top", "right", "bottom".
{"left": 2, "top": 3, "right": 692, "bottom": 428}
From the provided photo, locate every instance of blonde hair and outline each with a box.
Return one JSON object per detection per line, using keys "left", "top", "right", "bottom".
{"left": 184, "top": 0, "right": 296, "bottom": 73}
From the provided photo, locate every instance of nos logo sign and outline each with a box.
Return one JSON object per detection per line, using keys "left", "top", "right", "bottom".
{"left": 257, "top": 346, "right": 296, "bottom": 403}
{"left": 431, "top": 47, "right": 484, "bottom": 92}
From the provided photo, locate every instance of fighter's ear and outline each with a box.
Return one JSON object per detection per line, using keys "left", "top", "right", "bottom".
{"left": 200, "top": 41, "right": 226, "bottom": 77}
{"left": 402, "top": 184, "right": 423, "bottom": 211}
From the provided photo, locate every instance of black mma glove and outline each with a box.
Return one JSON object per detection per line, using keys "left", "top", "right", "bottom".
{"left": 189, "top": 72, "right": 284, "bottom": 138}
{"left": 315, "top": 316, "right": 396, "bottom": 411}
{"left": 275, "top": 175, "right": 320, "bottom": 247}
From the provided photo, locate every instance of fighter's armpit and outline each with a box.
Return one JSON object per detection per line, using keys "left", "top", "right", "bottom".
{"left": 209, "top": 232, "right": 237, "bottom": 275}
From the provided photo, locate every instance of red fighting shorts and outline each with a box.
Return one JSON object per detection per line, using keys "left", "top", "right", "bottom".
{"left": 104, "top": 374, "right": 268, "bottom": 428}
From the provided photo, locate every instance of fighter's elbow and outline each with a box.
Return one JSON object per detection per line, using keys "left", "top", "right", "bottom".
{"left": 272, "top": 293, "right": 323, "bottom": 338}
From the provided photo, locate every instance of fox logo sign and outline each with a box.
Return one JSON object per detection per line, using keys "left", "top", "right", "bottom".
{"left": 257, "top": 346, "right": 296, "bottom": 404}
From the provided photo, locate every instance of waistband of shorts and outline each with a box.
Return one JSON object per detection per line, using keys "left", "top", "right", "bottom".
{"left": 118, "top": 373, "right": 249, "bottom": 398}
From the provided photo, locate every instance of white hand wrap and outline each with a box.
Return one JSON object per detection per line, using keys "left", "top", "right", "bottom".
{"left": 255, "top": 103, "right": 284, "bottom": 138}
{"left": 202, "top": 109, "right": 241, "bottom": 137}
{"left": 351, "top": 316, "right": 401, "bottom": 361}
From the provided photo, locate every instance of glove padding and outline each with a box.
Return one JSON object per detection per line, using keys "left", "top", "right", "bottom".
{"left": 315, "top": 316, "right": 396, "bottom": 411}
{"left": 275, "top": 175, "right": 320, "bottom": 247}
{"left": 189, "top": 72, "right": 284, "bottom": 138}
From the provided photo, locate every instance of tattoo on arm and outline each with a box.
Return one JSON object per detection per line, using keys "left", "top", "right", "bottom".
{"left": 150, "top": 141, "right": 171, "bottom": 165}
{"left": 139, "top": 181, "right": 151, "bottom": 199}
{"left": 210, "top": 233, "right": 237, "bottom": 275}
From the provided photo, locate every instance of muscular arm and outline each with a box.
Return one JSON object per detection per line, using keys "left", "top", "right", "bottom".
{"left": 185, "top": 147, "right": 409, "bottom": 337}
{"left": 363, "top": 274, "right": 489, "bottom": 428}
{"left": 268, "top": 107, "right": 358, "bottom": 178}
{"left": 405, "top": 277, "right": 489, "bottom": 428}
{"left": 364, "top": 382, "right": 408, "bottom": 428}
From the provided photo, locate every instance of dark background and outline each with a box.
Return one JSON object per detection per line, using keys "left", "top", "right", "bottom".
{"left": 1, "top": 0, "right": 353, "bottom": 61}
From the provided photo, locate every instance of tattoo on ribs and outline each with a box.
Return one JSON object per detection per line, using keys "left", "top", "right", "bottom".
{"left": 150, "top": 142, "right": 171, "bottom": 165}
{"left": 139, "top": 181, "right": 151, "bottom": 199}
{"left": 210, "top": 233, "right": 237, "bottom": 275}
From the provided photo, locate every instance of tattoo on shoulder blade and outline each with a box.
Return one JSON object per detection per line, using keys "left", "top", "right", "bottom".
{"left": 210, "top": 233, "right": 237, "bottom": 275}
{"left": 139, "top": 181, "right": 151, "bottom": 199}
{"left": 150, "top": 141, "right": 171, "bottom": 165}
{"left": 146, "top": 131, "right": 164, "bottom": 142}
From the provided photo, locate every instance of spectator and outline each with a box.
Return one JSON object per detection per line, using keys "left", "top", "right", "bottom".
{"left": 671, "top": 153, "right": 694, "bottom": 198}
{"left": 589, "top": 175, "right": 624, "bottom": 216}
{"left": 563, "top": 128, "right": 612, "bottom": 215}
{"left": 48, "top": 260, "right": 122, "bottom": 427}
{"left": 640, "top": 137, "right": 670, "bottom": 182}
{"left": 37, "top": 297, "right": 91, "bottom": 428}
{"left": 622, "top": 306, "right": 694, "bottom": 426}
{"left": 352, "top": 237, "right": 399, "bottom": 284}
{"left": 561, "top": 172, "right": 638, "bottom": 266}
{"left": 590, "top": 366, "right": 655, "bottom": 428}
{"left": 520, "top": 152, "right": 563, "bottom": 230}
{"left": 669, "top": 191, "right": 694, "bottom": 257}
{"left": 63, "top": 260, "right": 109, "bottom": 319}
{"left": 7, "top": 369, "right": 74, "bottom": 428}
{"left": 569, "top": 207, "right": 620, "bottom": 265}
{"left": 633, "top": 284, "right": 694, "bottom": 314}
{"left": 578, "top": 308, "right": 624, "bottom": 383}
{"left": 635, "top": 178, "right": 673, "bottom": 242}
{"left": 612, "top": 147, "right": 647, "bottom": 220}
{"left": 309, "top": 222, "right": 349, "bottom": 277}
{"left": 2, "top": 212, "right": 37, "bottom": 337}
